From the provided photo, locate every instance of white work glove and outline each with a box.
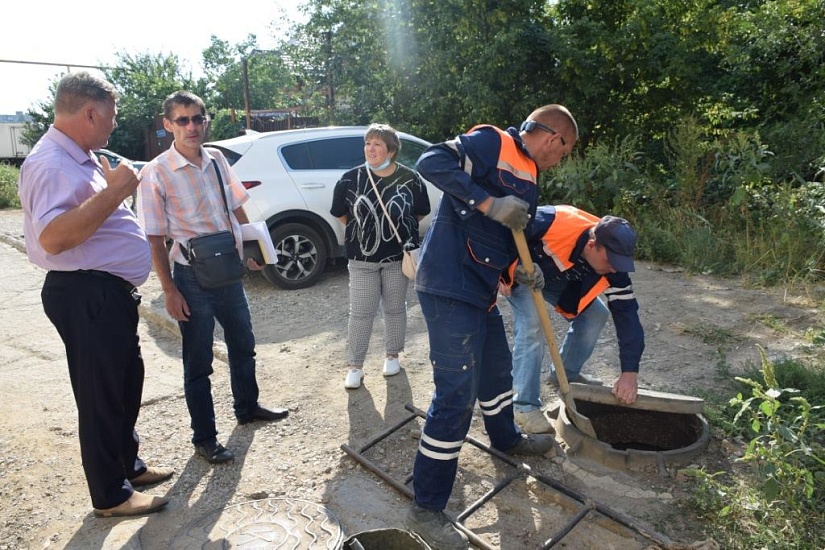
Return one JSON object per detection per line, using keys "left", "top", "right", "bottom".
{"left": 514, "top": 264, "right": 545, "bottom": 291}
{"left": 484, "top": 196, "right": 530, "bottom": 231}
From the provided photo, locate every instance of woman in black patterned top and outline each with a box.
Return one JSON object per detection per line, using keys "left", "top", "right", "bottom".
{"left": 330, "top": 123, "right": 431, "bottom": 389}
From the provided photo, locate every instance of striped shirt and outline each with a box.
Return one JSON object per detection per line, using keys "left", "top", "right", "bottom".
{"left": 138, "top": 145, "right": 249, "bottom": 265}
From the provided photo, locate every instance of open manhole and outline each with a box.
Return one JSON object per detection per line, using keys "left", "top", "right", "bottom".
{"left": 554, "top": 385, "right": 710, "bottom": 470}
{"left": 171, "top": 497, "right": 343, "bottom": 548}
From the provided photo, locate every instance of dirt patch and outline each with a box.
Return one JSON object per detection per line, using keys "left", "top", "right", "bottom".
{"left": 0, "top": 207, "right": 822, "bottom": 549}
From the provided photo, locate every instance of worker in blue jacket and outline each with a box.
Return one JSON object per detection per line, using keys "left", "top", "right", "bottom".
{"left": 405, "top": 105, "right": 579, "bottom": 550}
{"left": 503, "top": 205, "right": 644, "bottom": 434}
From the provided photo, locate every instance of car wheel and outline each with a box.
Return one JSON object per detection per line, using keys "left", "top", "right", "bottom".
{"left": 262, "top": 223, "right": 328, "bottom": 290}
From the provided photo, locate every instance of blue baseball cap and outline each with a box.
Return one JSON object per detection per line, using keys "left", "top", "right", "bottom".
{"left": 594, "top": 216, "right": 637, "bottom": 272}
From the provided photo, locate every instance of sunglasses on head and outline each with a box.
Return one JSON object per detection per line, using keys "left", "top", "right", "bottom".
{"left": 520, "top": 119, "right": 566, "bottom": 146}
{"left": 170, "top": 115, "right": 208, "bottom": 126}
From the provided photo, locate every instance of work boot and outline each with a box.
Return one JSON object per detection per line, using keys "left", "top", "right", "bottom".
{"left": 505, "top": 433, "right": 559, "bottom": 457}
{"left": 405, "top": 503, "right": 468, "bottom": 550}
{"left": 548, "top": 372, "right": 604, "bottom": 386}
{"left": 514, "top": 409, "right": 555, "bottom": 434}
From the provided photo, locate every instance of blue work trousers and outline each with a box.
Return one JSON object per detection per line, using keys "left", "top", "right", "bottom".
{"left": 412, "top": 292, "right": 522, "bottom": 511}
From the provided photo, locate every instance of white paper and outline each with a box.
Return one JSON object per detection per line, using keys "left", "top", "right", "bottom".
{"left": 241, "top": 222, "right": 279, "bottom": 264}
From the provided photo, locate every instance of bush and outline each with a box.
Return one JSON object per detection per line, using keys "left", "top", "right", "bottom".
{"left": 0, "top": 163, "right": 21, "bottom": 209}
{"left": 540, "top": 134, "right": 644, "bottom": 216}
{"left": 689, "top": 349, "right": 825, "bottom": 549}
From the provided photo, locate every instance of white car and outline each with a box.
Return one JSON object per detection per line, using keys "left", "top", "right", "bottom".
{"left": 205, "top": 126, "right": 441, "bottom": 289}
{"left": 94, "top": 149, "right": 146, "bottom": 212}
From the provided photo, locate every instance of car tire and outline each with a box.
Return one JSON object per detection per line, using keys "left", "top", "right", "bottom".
{"left": 262, "top": 223, "right": 328, "bottom": 290}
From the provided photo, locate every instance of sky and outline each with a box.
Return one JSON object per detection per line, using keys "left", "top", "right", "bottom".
{"left": 0, "top": 0, "right": 306, "bottom": 115}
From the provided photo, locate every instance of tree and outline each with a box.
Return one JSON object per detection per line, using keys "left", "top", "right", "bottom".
{"left": 290, "top": 0, "right": 560, "bottom": 140}
{"left": 552, "top": 0, "right": 728, "bottom": 155}
{"left": 718, "top": 0, "right": 825, "bottom": 181}
{"left": 103, "top": 52, "right": 198, "bottom": 160}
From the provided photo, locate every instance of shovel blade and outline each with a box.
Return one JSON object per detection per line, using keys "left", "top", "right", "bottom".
{"left": 562, "top": 393, "right": 597, "bottom": 438}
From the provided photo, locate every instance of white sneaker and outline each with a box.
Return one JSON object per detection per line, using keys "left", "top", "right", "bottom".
{"left": 383, "top": 357, "right": 401, "bottom": 377}
{"left": 344, "top": 368, "right": 364, "bottom": 389}
{"left": 514, "top": 409, "right": 555, "bottom": 434}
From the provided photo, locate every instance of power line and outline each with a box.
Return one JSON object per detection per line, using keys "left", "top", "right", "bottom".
{"left": 0, "top": 59, "right": 110, "bottom": 70}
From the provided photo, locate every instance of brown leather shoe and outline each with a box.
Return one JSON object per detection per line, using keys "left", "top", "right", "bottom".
{"left": 93, "top": 491, "right": 169, "bottom": 518}
{"left": 130, "top": 466, "right": 175, "bottom": 487}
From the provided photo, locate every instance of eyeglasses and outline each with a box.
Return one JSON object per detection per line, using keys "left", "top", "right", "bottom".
{"left": 170, "top": 115, "right": 208, "bottom": 126}
{"left": 520, "top": 119, "right": 566, "bottom": 146}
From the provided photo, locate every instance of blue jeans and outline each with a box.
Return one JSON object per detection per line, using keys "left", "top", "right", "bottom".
{"left": 174, "top": 263, "right": 260, "bottom": 445}
{"left": 506, "top": 281, "right": 608, "bottom": 413}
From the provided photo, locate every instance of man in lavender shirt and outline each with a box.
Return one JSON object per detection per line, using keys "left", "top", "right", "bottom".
{"left": 17, "top": 71, "right": 172, "bottom": 518}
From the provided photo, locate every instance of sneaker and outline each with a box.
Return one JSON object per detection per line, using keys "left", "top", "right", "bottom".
{"left": 344, "top": 368, "right": 364, "bottom": 389}
{"left": 405, "top": 503, "right": 468, "bottom": 550}
{"left": 548, "top": 372, "right": 604, "bottom": 386}
{"left": 571, "top": 373, "right": 604, "bottom": 385}
{"left": 505, "top": 433, "right": 558, "bottom": 457}
{"left": 383, "top": 357, "right": 401, "bottom": 377}
{"left": 514, "top": 409, "right": 555, "bottom": 434}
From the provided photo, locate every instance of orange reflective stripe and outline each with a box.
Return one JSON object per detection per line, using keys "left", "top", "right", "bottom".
{"left": 556, "top": 279, "right": 609, "bottom": 319}
{"left": 468, "top": 125, "right": 537, "bottom": 185}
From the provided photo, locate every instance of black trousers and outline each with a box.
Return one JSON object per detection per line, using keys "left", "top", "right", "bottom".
{"left": 42, "top": 271, "right": 147, "bottom": 509}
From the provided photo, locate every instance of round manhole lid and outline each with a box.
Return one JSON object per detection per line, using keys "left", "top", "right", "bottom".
{"left": 171, "top": 497, "right": 343, "bottom": 548}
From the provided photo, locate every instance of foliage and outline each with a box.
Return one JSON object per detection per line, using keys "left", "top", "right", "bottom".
{"left": 103, "top": 52, "right": 200, "bottom": 161}
{"left": 688, "top": 348, "right": 825, "bottom": 549}
{"left": 22, "top": 53, "right": 197, "bottom": 162}
{"left": 208, "top": 109, "right": 246, "bottom": 142}
{"left": 203, "top": 35, "right": 307, "bottom": 116}
{"left": 13, "top": 0, "right": 825, "bottom": 288}
{"left": 21, "top": 81, "right": 57, "bottom": 149}
{"left": 540, "top": 135, "right": 644, "bottom": 216}
{"left": 0, "top": 164, "right": 21, "bottom": 209}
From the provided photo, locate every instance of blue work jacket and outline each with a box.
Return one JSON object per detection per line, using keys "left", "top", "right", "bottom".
{"left": 414, "top": 126, "right": 539, "bottom": 310}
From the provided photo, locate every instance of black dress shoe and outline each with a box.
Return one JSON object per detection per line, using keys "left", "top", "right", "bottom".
{"left": 238, "top": 405, "right": 289, "bottom": 425}
{"left": 195, "top": 440, "right": 234, "bottom": 464}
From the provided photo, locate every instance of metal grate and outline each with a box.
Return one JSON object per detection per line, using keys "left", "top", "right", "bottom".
{"left": 341, "top": 403, "right": 681, "bottom": 549}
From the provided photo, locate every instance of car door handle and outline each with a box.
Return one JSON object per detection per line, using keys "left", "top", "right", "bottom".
{"left": 299, "top": 183, "right": 326, "bottom": 189}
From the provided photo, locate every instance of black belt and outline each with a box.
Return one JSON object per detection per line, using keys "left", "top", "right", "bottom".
{"left": 75, "top": 269, "right": 138, "bottom": 295}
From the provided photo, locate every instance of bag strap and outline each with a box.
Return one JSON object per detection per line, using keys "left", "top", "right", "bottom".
{"left": 365, "top": 166, "right": 404, "bottom": 245}
{"left": 211, "top": 158, "right": 234, "bottom": 233}
{"left": 182, "top": 157, "right": 236, "bottom": 260}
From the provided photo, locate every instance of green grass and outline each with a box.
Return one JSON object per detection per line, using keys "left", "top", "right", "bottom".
{"left": 690, "top": 352, "right": 825, "bottom": 549}
{"left": 0, "top": 163, "right": 21, "bottom": 209}
{"left": 678, "top": 322, "right": 739, "bottom": 345}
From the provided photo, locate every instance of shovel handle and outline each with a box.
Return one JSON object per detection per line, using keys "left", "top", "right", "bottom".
{"left": 511, "top": 230, "right": 571, "bottom": 395}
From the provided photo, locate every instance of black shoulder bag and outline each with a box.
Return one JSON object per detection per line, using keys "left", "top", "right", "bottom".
{"left": 181, "top": 159, "right": 245, "bottom": 289}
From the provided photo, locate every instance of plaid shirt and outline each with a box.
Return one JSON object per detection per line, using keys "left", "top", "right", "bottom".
{"left": 138, "top": 145, "right": 249, "bottom": 265}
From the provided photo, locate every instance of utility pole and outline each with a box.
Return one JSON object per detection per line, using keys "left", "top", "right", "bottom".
{"left": 242, "top": 57, "right": 251, "bottom": 131}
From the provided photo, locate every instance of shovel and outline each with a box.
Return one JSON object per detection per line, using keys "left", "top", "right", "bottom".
{"left": 512, "top": 229, "right": 598, "bottom": 438}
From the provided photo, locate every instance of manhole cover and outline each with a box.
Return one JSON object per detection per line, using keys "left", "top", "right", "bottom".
{"left": 171, "top": 497, "right": 343, "bottom": 549}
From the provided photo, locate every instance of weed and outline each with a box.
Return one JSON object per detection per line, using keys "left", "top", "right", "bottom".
{"left": 687, "top": 348, "right": 825, "bottom": 549}
{"left": 680, "top": 323, "right": 738, "bottom": 345}
{"left": 748, "top": 313, "right": 788, "bottom": 333}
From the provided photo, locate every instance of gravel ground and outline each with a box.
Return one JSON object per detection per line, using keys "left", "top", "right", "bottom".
{"left": 1, "top": 207, "right": 822, "bottom": 549}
